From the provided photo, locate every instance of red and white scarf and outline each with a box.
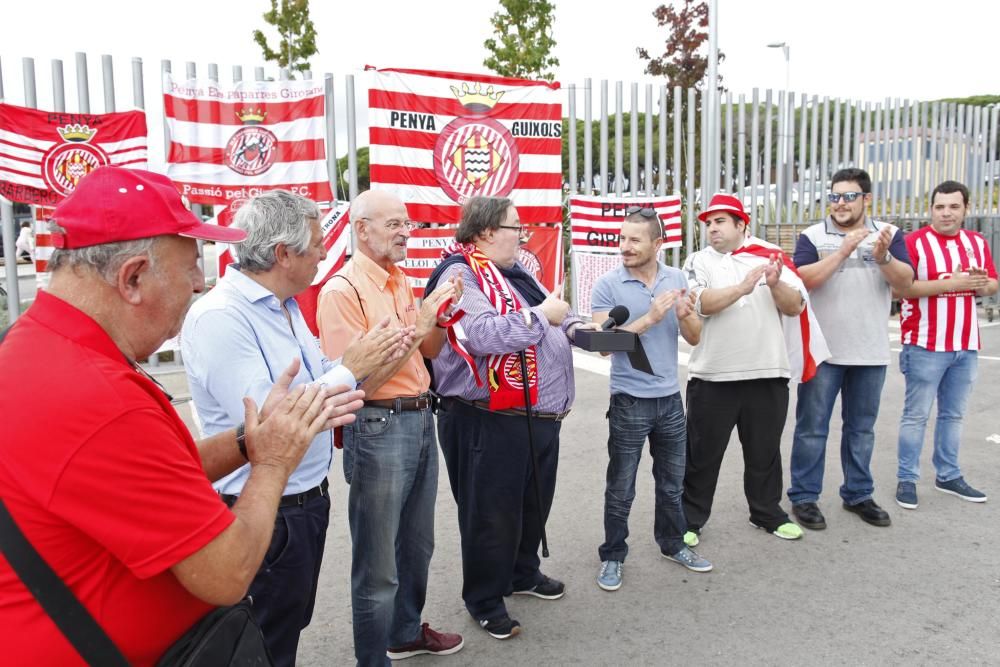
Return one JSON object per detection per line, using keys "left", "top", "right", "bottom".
{"left": 439, "top": 242, "right": 538, "bottom": 410}
{"left": 731, "top": 242, "right": 830, "bottom": 383}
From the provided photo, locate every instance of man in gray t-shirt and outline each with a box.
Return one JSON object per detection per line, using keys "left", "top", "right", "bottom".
{"left": 590, "top": 206, "right": 710, "bottom": 592}
{"left": 788, "top": 168, "right": 914, "bottom": 530}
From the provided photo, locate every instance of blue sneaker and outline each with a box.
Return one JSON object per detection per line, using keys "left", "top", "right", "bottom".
{"left": 662, "top": 546, "right": 713, "bottom": 572}
{"left": 896, "top": 481, "right": 918, "bottom": 509}
{"left": 935, "top": 477, "right": 987, "bottom": 503}
{"left": 596, "top": 560, "right": 623, "bottom": 591}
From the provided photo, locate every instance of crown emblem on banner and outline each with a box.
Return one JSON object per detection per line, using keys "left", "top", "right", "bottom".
{"left": 236, "top": 108, "right": 267, "bottom": 125}
{"left": 56, "top": 124, "right": 97, "bottom": 142}
{"left": 449, "top": 83, "right": 505, "bottom": 113}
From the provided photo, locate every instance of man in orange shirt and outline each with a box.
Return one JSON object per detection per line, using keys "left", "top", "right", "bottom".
{"left": 317, "top": 190, "right": 463, "bottom": 665}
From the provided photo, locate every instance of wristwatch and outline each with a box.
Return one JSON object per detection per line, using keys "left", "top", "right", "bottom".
{"left": 876, "top": 253, "right": 892, "bottom": 266}
{"left": 236, "top": 423, "right": 248, "bottom": 460}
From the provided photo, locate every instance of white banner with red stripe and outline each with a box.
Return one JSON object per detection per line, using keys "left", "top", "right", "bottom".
{"left": 0, "top": 103, "right": 147, "bottom": 206}
{"left": 569, "top": 194, "right": 682, "bottom": 253}
{"left": 163, "top": 74, "right": 332, "bottom": 206}
{"left": 367, "top": 67, "right": 562, "bottom": 225}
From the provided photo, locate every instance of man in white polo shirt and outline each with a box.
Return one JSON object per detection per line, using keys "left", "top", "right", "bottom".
{"left": 787, "top": 168, "right": 914, "bottom": 530}
{"left": 681, "top": 193, "right": 807, "bottom": 542}
{"left": 590, "top": 205, "right": 712, "bottom": 592}
{"left": 895, "top": 180, "right": 998, "bottom": 509}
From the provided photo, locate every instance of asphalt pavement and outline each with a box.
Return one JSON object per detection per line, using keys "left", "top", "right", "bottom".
{"left": 149, "top": 314, "right": 1000, "bottom": 666}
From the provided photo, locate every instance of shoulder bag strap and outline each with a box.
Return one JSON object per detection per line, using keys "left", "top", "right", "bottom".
{"left": 0, "top": 499, "right": 130, "bottom": 666}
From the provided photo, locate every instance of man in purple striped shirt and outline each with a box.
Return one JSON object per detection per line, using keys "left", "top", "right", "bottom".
{"left": 426, "top": 196, "right": 591, "bottom": 641}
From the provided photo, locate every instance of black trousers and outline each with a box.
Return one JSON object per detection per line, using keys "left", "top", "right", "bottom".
{"left": 437, "top": 398, "right": 560, "bottom": 622}
{"left": 683, "top": 377, "right": 790, "bottom": 532}
{"left": 247, "top": 493, "right": 330, "bottom": 667}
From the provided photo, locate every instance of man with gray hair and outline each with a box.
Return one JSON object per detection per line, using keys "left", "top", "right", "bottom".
{"left": 182, "top": 189, "right": 408, "bottom": 666}
{"left": 317, "top": 190, "right": 463, "bottom": 664}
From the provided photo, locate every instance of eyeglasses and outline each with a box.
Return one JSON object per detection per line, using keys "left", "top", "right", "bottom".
{"left": 827, "top": 192, "right": 865, "bottom": 203}
{"left": 498, "top": 225, "right": 524, "bottom": 233}
{"left": 359, "top": 217, "right": 418, "bottom": 232}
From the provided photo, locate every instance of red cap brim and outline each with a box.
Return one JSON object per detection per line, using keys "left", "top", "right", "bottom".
{"left": 179, "top": 222, "right": 247, "bottom": 243}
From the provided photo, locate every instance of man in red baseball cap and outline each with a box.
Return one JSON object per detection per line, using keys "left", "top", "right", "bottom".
{"left": 680, "top": 192, "right": 814, "bottom": 548}
{"left": 0, "top": 166, "right": 365, "bottom": 665}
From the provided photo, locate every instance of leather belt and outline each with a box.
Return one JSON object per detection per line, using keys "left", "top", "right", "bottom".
{"left": 443, "top": 396, "right": 570, "bottom": 422}
{"left": 364, "top": 393, "right": 432, "bottom": 412}
{"left": 220, "top": 478, "right": 329, "bottom": 509}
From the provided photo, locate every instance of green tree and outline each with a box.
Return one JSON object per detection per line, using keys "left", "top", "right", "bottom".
{"left": 252, "top": 0, "right": 318, "bottom": 76}
{"left": 483, "top": 0, "right": 560, "bottom": 81}
{"left": 336, "top": 147, "right": 370, "bottom": 196}
{"left": 637, "top": 1, "right": 724, "bottom": 90}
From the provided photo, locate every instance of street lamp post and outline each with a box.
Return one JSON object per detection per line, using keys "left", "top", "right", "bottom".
{"left": 768, "top": 42, "right": 790, "bottom": 217}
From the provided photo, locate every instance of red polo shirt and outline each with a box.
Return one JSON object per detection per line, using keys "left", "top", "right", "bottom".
{"left": 0, "top": 291, "right": 235, "bottom": 666}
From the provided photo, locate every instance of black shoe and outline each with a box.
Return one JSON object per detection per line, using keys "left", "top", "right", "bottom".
{"left": 842, "top": 499, "right": 891, "bottom": 527}
{"left": 792, "top": 502, "right": 827, "bottom": 530}
{"left": 512, "top": 574, "right": 565, "bottom": 600}
{"left": 479, "top": 614, "right": 521, "bottom": 640}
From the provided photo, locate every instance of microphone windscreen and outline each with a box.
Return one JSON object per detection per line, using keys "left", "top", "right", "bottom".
{"left": 609, "top": 305, "right": 630, "bottom": 326}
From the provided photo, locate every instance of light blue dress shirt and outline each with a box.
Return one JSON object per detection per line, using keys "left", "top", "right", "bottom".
{"left": 590, "top": 262, "right": 686, "bottom": 398}
{"left": 181, "top": 267, "right": 356, "bottom": 495}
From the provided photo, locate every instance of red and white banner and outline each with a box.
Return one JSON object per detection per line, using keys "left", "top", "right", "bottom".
{"left": 569, "top": 194, "right": 682, "bottom": 253}
{"left": 571, "top": 252, "right": 623, "bottom": 317}
{"left": 402, "top": 225, "right": 563, "bottom": 298}
{"left": 0, "top": 103, "right": 147, "bottom": 206}
{"left": 296, "top": 201, "right": 352, "bottom": 336}
{"left": 163, "top": 74, "right": 332, "bottom": 206}
{"left": 33, "top": 206, "right": 56, "bottom": 288}
{"left": 367, "top": 67, "right": 562, "bottom": 226}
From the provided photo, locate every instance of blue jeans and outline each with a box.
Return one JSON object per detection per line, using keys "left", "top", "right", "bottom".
{"left": 343, "top": 405, "right": 438, "bottom": 667}
{"left": 788, "top": 362, "right": 886, "bottom": 506}
{"left": 599, "top": 392, "right": 687, "bottom": 561}
{"left": 897, "top": 345, "right": 978, "bottom": 483}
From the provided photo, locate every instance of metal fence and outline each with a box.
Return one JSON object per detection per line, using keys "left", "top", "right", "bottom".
{"left": 2, "top": 53, "right": 999, "bottom": 324}
{"left": 562, "top": 82, "right": 1000, "bottom": 263}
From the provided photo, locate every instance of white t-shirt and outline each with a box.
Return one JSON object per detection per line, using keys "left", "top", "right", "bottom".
{"left": 684, "top": 236, "right": 804, "bottom": 381}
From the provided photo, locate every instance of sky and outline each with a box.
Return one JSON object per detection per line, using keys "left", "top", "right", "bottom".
{"left": 1, "top": 0, "right": 996, "bottom": 166}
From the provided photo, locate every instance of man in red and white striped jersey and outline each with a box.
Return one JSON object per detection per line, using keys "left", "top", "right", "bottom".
{"left": 895, "top": 180, "right": 999, "bottom": 509}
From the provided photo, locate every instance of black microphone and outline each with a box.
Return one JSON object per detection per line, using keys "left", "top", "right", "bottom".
{"left": 600, "top": 305, "right": 630, "bottom": 330}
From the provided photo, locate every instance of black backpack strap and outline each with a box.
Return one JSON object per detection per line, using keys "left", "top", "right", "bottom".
{"left": 0, "top": 499, "right": 130, "bottom": 666}
{"left": 328, "top": 274, "right": 367, "bottom": 325}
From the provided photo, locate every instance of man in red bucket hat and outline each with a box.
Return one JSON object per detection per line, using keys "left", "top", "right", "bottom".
{"left": 680, "top": 192, "right": 827, "bottom": 548}
{"left": 0, "top": 166, "right": 365, "bottom": 665}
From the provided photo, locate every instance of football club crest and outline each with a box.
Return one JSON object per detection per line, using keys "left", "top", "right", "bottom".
{"left": 501, "top": 349, "right": 535, "bottom": 390}
{"left": 517, "top": 245, "right": 542, "bottom": 281}
{"left": 225, "top": 109, "right": 278, "bottom": 176}
{"left": 41, "top": 125, "right": 110, "bottom": 196}
{"left": 433, "top": 83, "right": 520, "bottom": 204}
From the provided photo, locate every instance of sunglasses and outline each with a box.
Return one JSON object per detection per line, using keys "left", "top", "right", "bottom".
{"left": 827, "top": 192, "right": 865, "bottom": 203}
{"left": 625, "top": 205, "right": 657, "bottom": 217}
